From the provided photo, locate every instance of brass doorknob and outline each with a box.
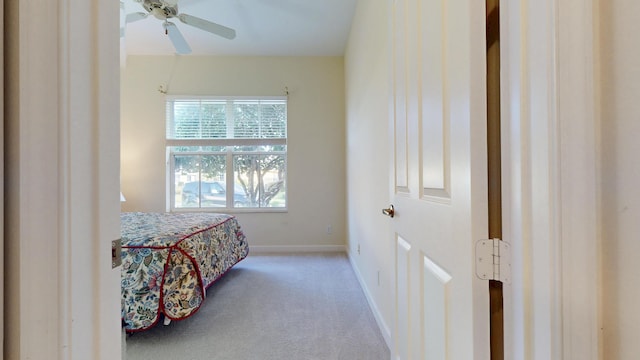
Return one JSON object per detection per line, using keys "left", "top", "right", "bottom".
{"left": 382, "top": 205, "right": 395, "bottom": 218}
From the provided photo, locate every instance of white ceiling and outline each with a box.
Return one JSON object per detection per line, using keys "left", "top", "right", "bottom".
{"left": 121, "top": 0, "right": 358, "bottom": 56}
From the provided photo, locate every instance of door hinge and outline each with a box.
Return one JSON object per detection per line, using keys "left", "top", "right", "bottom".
{"left": 475, "top": 238, "right": 511, "bottom": 284}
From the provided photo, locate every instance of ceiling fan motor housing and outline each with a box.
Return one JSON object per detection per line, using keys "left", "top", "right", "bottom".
{"left": 142, "top": 0, "right": 178, "bottom": 20}
{"left": 126, "top": 0, "right": 236, "bottom": 54}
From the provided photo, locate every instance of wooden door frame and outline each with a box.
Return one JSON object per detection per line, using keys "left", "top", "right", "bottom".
{"left": 4, "top": 1, "right": 122, "bottom": 359}
{"left": 501, "top": 0, "right": 600, "bottom": 358}
{"left": 0, "top": 0, "right": 4, "bottom": 356}
{"left": 485, "top": 1, "right": 503, "bottom": 359}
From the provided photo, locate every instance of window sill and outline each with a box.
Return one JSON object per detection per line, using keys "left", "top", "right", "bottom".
{"left": 169, "top": 207, "right": 288, "bottom": 214}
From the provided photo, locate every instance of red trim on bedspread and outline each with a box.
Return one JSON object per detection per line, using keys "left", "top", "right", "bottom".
{"left": 122, "top": 216, "right": 237, "bottom": 250}
{"left": 121, "top": 213, "right": 248, "bottom": 333}
{"left": 124, "top": 253, "right": 248, "bottom": 334}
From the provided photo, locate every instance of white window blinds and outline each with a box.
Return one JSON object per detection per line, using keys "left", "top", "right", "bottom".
{"left": 167, "top": 98, "right": 287, "bottom": 140}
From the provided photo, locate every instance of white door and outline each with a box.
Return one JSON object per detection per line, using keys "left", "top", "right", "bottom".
{"left": 389, "top": 0, "right": 490, "bottom": 359}
{"left": 4, "top": 0, "right": 122, "bottom": 358}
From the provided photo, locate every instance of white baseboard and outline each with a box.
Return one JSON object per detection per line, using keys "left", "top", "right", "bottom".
{"left": 249, "top": 244, "right": 346, "bottom": 254}
{"left": 347, "top": 251, "right": 392, "bottom": 350}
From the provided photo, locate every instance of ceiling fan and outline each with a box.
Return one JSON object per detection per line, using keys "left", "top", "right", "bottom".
{"left": 122, "top": 0, "right": 236, "bottom": 55}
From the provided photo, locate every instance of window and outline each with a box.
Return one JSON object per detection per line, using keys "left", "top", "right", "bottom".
{"left": 167, "top": 96, "right": 287, "bottom": 211}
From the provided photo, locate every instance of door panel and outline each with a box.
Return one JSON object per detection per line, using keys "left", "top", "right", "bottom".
{"left": 420, "top": 0, "right": 448, "bottom": 195}
{"left": 393, "top": 0, "right": 409, "bottom": 192}
{"left": 396, "top": 237, "right": 411, "bottom": 359}
{"left": 422, "top": 254, "right": 452, "bottom": 360}
{"left": 390, "top": 0, "right": 489, "bottom": 359}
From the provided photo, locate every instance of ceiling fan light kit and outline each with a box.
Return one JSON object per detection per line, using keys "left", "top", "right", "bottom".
{"left": 123, "top": 0, "right": 237, "bottom": 55}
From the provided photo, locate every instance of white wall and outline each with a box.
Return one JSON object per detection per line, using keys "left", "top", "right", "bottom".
{"left": 121, "top": 56, "right": 346, "bottom": 249}
{"left": 344, "top": 0, "right": 393, "bottom": 344}
{"left": 601, "top": 0, "right": 640, "bottom": 358}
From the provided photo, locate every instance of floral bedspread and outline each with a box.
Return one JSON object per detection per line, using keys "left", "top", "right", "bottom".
{"left": 121, "top": 212, "right": 249, "bottom": 332}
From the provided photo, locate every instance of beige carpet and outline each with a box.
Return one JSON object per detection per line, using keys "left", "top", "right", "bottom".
{"left": 125, "top": 253, "right": 390, "bottom": 360}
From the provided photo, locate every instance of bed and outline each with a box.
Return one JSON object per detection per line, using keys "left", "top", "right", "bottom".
{"left": 120, "top": 212, "right": 249, "bottom": 332}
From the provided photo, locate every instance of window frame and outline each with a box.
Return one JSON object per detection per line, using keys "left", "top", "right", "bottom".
{"left": 165, "top": 95, "right": 288, "bottom": 213}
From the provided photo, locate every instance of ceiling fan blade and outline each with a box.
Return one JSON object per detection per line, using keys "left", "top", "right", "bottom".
{"left": 164, "top": 0, "right": 179, "bottom": 6}
{"left": 163, "top": 22, "right": 192, "bottom": 54}
{"left": 126, "top": 12, "right": 148, "bottom": 23}
{"left": 178, "top": 13, "right": 236, "bottom": 40}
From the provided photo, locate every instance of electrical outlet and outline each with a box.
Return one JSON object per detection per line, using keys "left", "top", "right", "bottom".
{"left": 326, "top": 225, "right": 332, "bottom": 235}
{"left": 357, "top": 244, "right": 360, "bottom": 254}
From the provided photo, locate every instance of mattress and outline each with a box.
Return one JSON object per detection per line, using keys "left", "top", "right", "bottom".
{"left": 120, "top": 212, "right": 249, "bottom": 332}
